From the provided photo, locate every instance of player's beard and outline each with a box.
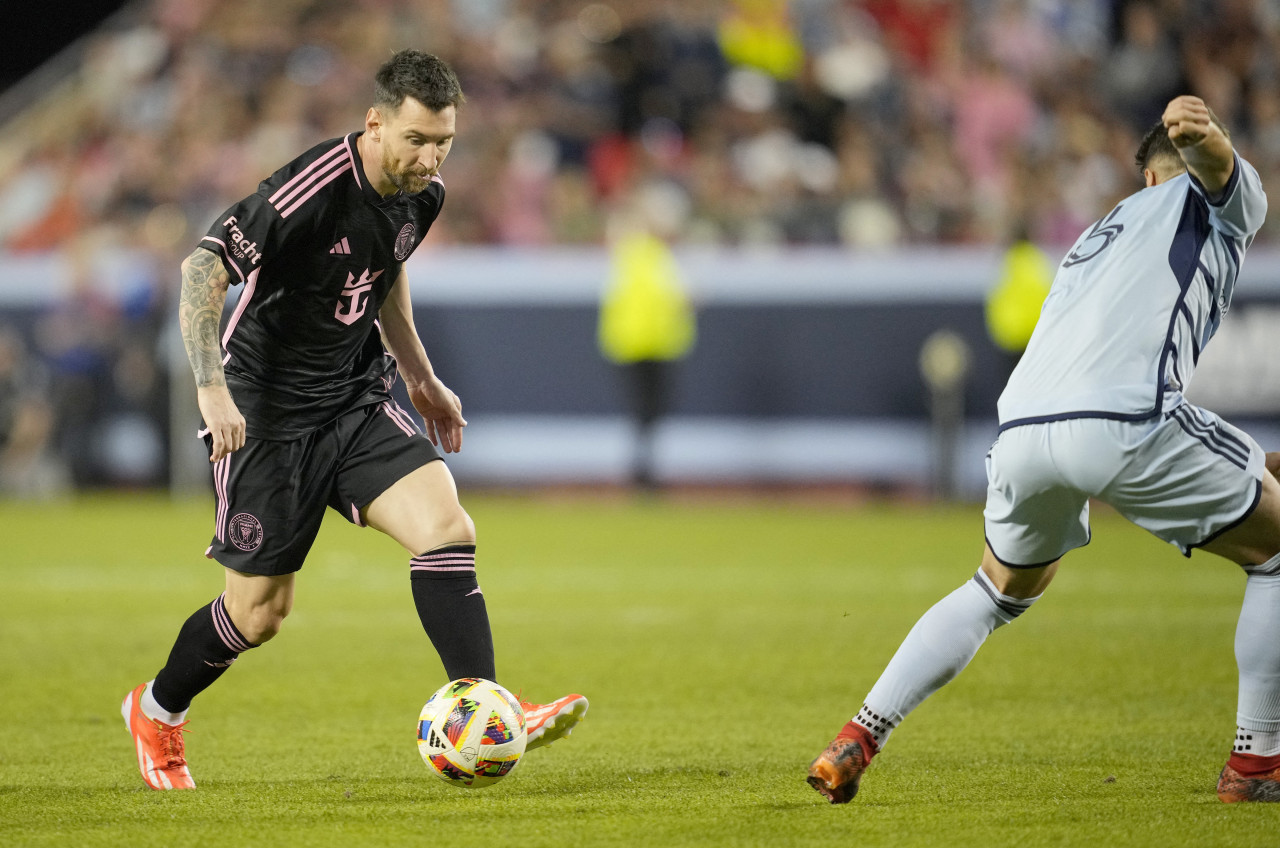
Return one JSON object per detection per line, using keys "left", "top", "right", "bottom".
{"left": 382, "top": 150, "right": 430, "bottom": 195}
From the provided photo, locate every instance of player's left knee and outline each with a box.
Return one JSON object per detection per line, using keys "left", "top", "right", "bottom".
{"left": 419, "top": 503, "right": 475, "bottom": 550}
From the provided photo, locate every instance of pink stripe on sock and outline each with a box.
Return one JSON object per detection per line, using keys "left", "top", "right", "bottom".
{"left": 212, "top": 594, "right": 253, "bottom": 653}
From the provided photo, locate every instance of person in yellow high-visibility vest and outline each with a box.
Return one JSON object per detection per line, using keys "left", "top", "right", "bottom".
{"left": 598, "top": 224, "right": 696, "bottom": 489}
{"left": 984, "top": 229, "right": 1054, "bottom": 373}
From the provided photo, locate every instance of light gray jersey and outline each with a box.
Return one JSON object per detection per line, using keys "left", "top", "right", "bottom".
{"left": 998, "top": 153, "right": 1267, "bottom": 430}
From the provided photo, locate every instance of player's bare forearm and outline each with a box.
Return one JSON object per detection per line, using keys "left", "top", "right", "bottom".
{"left": 1165, "top": 95, "right": 1235, "bottom": 196}
{"left": 179, "top": 248, "right": 231, "bottom": 388}
{"left": 379, "top": 269, "right": 435, "bottom": 384}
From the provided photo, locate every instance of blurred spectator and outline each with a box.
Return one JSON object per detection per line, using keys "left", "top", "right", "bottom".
{"left": 1, "top": 0, "right": 1278, "bottom": 256}
{"left": 0, "top": 328, "right": 66, "bottom": 497}
{"left": 984, "top": 224, "right": 1054, "bottom": 374}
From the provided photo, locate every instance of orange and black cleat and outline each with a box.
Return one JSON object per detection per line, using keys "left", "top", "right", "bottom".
{"left": 807, "top": 721, "right": 878, "bottom": 804}
{"left": 1218, "top": 752, "right": 1280, "bottom": 802}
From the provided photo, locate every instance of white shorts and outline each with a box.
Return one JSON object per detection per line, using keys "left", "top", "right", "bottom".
{"left": 984, "top": 402, "right": 1265, "bottom": 566}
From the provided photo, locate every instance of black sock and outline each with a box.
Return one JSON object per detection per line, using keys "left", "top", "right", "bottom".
{"left": 410, "top": 544, "right": 496, "bottom": 681}
{"left": 151, "top": 593, "right": 256, "bottom": 713}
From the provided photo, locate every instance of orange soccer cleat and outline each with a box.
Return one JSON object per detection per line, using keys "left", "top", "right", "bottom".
{"left": 807, "top": 721, "right": 878, "bottom": 804}
{"left": 520, "top": 693, "right": 589, "bottom": 751}
{"left": 121, "top": 683, "right": 195, "bottom": 790}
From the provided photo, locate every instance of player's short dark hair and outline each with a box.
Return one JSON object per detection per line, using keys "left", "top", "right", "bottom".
{"left": 374, "top": 50, "right": 465, "bottom": 113}
{"left": 1135, "top": 121, "right": 1181, "bottom": 177}
{"left": 1134, "top": 108, "right": 1230, "bottom": 177}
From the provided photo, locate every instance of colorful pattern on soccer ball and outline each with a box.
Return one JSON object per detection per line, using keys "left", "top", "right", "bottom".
{"left": 417, "top": 677, "right": 527, "bottom": 789}
{"left": 475, "top": 755, "right": 521, "bottom": 779}
{"left": 483, "top": 710, "right": 519, "bottom": 745}
{"left": 442, "top": 697, "right": 479, "bottom": 747}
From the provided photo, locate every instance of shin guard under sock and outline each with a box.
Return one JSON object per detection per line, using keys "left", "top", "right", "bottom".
{"left": 151, "top": 593, "right": 256, "bottom": 714}
{"left": 410, "top": 544, "right": 496, "bottom": 681}
{"left": 860, "top": 569, "right": 1039, "bottom": 747}
{"left": 1235, "top": 561, "right": 1280, "bottom": 756}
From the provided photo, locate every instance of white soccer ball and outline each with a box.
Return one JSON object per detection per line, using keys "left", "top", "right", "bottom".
{"left": 417, "top": 677, "right": 527, "bottom": 788}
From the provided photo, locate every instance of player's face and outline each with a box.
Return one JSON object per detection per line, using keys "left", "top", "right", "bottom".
{"left": 378, "top": 98, "right": 456, "bottom": 195}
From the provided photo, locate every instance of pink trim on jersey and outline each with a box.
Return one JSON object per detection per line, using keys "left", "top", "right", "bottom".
{"left": 344, "top": 134, "right": 363, "bottom": 189}
{"left": 278, "top": 161, "right": 353, "bottom": 219}
{"left": 220, "top": 267, "right": 261, "bottom": 351}
{"left": 200, "top": 236, "right": 246, "bottom": 284}
{"left": 350, "top": 503, "right": 363, "bottom": 526}
{"left": 205, "top": 545, "right": 214, "bottom": 559}
{"left": 381, "top": 401, "right": 418, "bottom": 437}
{"left": 268, "top": 143, "right": 346, "bottom": 208}
{"left": 197, "top": 426, "right": 210, "bottom": 437}
{"left": 431, "top": 174, "right": 444, "bottom": 188}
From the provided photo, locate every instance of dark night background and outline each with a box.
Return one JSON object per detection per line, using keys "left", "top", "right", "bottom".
{"left": 2, "top": 0, "right": 129, "bottom": 90}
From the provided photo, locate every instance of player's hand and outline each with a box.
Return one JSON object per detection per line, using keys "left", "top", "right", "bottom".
{"left": 197, "top": 384, "right": 246, "bottom": 462}
{"left": 1163, "top": 95, "right": 1214, "bottom": 148}
{"left": 406, "top": 376, "right": 467, "bottom": 453}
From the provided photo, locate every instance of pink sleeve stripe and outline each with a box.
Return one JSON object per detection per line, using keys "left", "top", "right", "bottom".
{"left": 220, "top": 267, "right": 261, "bottom": 350}
{"left": 279, "top": 161, "right": 353, "bottom": 219}
{"left": 267, "top": 142, "right": 347, "bottom": 206}
{"left": 200, "top": 236, "right": 246, "bottom": 284}
{"left": 410, "top": 564, "right": 477, "bottom": 573}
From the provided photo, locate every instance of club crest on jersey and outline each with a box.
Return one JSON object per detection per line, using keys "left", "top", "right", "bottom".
{"left": 334, "top": 268, "right": 384, "bottom": 325}
{"left": 394, "top": 223, "right": 416, "bottom": 260}
{"left": 228, "top": 513, "right": 264, "bottom": 552}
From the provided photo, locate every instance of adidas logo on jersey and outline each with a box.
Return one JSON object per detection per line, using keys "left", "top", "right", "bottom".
{"left": 329, "top": 237, "right": 351, "bottom": 255}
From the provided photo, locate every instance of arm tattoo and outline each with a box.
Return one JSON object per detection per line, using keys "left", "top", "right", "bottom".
{"left": 178, "top": 248, "right": 232, "bottom": 388}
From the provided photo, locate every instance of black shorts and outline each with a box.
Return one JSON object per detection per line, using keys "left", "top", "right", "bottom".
{"left": 204, "top": 400, "right": 441, "bottom": 575}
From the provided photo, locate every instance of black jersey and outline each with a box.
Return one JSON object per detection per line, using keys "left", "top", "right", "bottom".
{"left": 199, "top": 132, "right": 444, "bottom": 439}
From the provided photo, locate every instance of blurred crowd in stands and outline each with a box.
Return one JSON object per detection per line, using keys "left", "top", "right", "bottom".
{"left": 1, "top": 0, "right": 1279, "bottom": 492}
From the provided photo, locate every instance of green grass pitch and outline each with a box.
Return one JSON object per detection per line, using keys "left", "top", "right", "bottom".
{"left": 2, "top": 491, "right": 1278, "bottom": 846}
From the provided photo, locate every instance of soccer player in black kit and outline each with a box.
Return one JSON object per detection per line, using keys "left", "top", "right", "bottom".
{"left": 122, "top": 50, "right": 588, "bottom": 790}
